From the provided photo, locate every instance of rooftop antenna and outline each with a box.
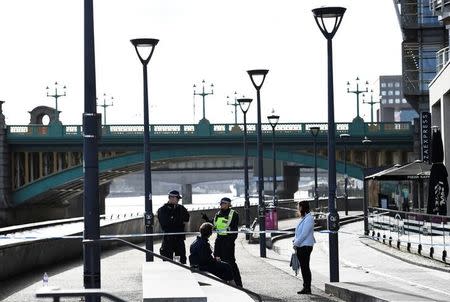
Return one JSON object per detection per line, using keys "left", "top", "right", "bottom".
{"left": 96, "top": 93, "right": 114, "bottom": 125}
{"left": 46, "top": 81, "right": 66, "bottom": 123}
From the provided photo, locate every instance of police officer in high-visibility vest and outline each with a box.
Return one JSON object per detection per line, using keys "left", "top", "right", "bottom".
{"left": 212, "top": 197, "right": 242, "bottom": 287}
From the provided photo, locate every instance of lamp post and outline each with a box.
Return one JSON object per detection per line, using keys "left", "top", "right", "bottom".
{"left": 362, "top": 136, "right": 372, "bottom": 236}
{"left": 340, "top": 133, "right": 350, "bottom": 215}
{"left": 237, "top": 98, "right": 253, "bottom": 240}
{"left": 347, "top": 77, "right": 368, "bottom": 119}
{"left": 312, "top": 6, "right": 346, "bottom": 283}
{"left": 97, "top": 93, "right": 114, "bottom": 125}
{"left": 131, "top": 38, "right": 159, "bottom": 262}
{"left": 310, "top": 126, "right": 320, "bottom": 209}
{"left": 46, "top": 82, "right": 66, "bottom": 123}
{"left": 227, "top": 91, "right": 239, "bottom": 125}
{"left": 193, "top": 80, "right": 214, "bottom": 121}
{"left": 267, "top": 111, "right": 280, "bottom": 207}
{"left": 83, "top": 0, "right": 101, "bottom": 299}
{"left": 362, "top": 89, "right": 381, "bottom": 124}
{"left": 247, "top": 69, "right": 269, "bottom": 258}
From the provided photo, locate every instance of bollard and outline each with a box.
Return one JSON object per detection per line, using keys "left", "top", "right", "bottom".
{"left": 382, "top": 234, "right": 386, "bottom": 244}
{"left": 407, "top": 242, "right": 411, "bottom": 252}
{"left": 430, "top": 247, "right": 434, "bottom": 258}
{"left": 388, "top": 236, "right": 392, "bottom": 246}
{"left": 397, "top": 240, "right": 401, "bottom": 249}
{"left": 443, "top": 250, "right": 447, "bottom": 262}
{"left": 418, "top": 244, "right": 422, "bottom": 255}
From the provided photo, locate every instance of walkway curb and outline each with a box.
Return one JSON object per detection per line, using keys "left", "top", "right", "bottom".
{"left": 325, "top": 282, "right": 388, "bottom": 302}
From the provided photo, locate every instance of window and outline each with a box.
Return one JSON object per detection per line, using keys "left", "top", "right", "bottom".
{"left": 402, "top": 99, "right": 407, "bottom": 104}
{"left": 395, "top": 82, "right": 400, "bottom": 87}
{"left": 381, "top": 91, "right": 387, "bottom": 96}
{"left": 395, "top": 98, "right": 400, "bottom": 104}
{"left": 388, "top": 90, "right": 393, "bottom": 96}
{"left": 388, "top": 83, "right": 393, "bottom": 87}
{"left": 381, "top": 99, "right": 387, "bottom": 104}
{"left": 395, "top": 90, "right": 400, "bottom": 95}
{"left": 389, "top": 99, "right": 394, "bottom": 104}
{"left": 381, "top": 83, "right": 386, "bottom": 88}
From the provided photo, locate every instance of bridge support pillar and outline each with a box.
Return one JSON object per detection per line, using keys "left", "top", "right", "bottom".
{"left": 278, "top": 166, "right": 300, "bottom": 200}
{"left": 182, "top": 184, "right": 192, "bottom": 204}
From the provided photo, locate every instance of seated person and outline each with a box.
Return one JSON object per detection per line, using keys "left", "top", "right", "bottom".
{"left": 189, "top": 222, "right": 234, "bottom": 283}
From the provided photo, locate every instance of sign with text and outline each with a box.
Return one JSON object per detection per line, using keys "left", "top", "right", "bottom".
{"left": 420, "top": 111, "right": 431, "bottom": 163}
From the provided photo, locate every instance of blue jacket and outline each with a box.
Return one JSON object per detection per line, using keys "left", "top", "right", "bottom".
{"left": 293, "top": 213, "right": 316, "bottom": 247}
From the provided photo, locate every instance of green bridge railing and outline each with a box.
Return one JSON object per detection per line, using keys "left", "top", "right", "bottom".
{"left": 6, "top": 121, "right": 413, "bottom": 139}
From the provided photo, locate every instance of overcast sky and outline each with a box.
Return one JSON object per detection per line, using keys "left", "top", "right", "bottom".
{"left": 0, "top": 0, "right": 402, "bottom": 126}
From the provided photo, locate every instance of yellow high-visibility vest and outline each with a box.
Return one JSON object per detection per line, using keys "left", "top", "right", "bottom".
{"left": 214, "top": 209, "right": 235, "bottom": 236}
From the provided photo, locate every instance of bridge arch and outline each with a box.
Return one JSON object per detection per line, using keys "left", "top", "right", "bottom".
{"left": 12, "top": 146, "right": 364, "bottom": 206}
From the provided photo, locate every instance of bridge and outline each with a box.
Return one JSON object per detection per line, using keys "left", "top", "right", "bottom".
{"left": 0, "top": 105, "right": 415, "bottom": 226}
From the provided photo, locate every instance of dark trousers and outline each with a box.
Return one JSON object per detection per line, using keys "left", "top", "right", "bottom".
{"left": 201, "top": 261, "right": 234, "bottom": 281}
{"left": 296, "top": 246, "right": 313, "bottom": 290}
{"left": 160, "top": 236, "right": 187, "bottom": 264}
{"left": 214, "top": 237, "right": 242, "bottom": 287}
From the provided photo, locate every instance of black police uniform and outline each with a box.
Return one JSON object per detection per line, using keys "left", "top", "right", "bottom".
{"left": 157, "top": 202, "right": 190, "bottom": 264}
{"left": 189, "top": 236, "right": 233, "bottom": 281}
{"left": 213, "top": 208, "right": 243, "bottom": 287}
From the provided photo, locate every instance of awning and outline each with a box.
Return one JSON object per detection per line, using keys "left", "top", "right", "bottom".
{"left": 365, "top": 160, "right": 431, "bottom": 181}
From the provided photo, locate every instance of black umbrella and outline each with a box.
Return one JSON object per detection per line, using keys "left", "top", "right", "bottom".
{"left": 427, "top": 129, "right": 449, "bottom": 215}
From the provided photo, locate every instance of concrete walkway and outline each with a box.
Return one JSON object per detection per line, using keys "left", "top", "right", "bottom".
{"left": 0, "top": 232, "right": 342, "bottom": 302}
{"left": 271, "top": 214, "right": 450, "bottom": 302}
{"left": 3, "top": 212, "right": 449, "bottom": 301}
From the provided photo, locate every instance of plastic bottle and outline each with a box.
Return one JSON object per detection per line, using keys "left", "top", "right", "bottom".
{"left": 43, "top": 272, "right": 48, "bottom": 286}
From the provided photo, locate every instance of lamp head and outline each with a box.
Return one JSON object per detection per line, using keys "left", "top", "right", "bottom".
{"left": 267, "top": 113, "right": 280, "bottom": 128}
{"left": 362, "top": 136, "right": 372, "bottom": 144}
{"left": 312, "top": 6, "right": 346, "bottom": 40}
{"left": 310, "top": 126, "right": 320, "bottom": 137}
{"left": 247, "top": 69, "right": 269, "bottom": 90}
{"left": 237, "top": 98, "right": 253, "bottom": 114}
{"left": 130, "top": 38, "right": 159, "bottom": 65}
{"left": 340, "top": 133, "right": 350, "bottom": 140}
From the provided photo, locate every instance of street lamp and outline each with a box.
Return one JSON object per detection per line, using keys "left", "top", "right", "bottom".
{"left": 237, "top": 98, "right": 253, "bottom": 240}
{"left": 227, "top": 91, "right": 239, "bottom": 125}
{"left": 362, "top": 136, "right": 372, "bottom": 236}
{"left": 347, "top": 77, "right": 368, "bottom": 119}
{"left": 362, "top": 89, "right": 381, "bottom": 124}
{"left": 247, "top": 69, "right": 269, "bottom": 258}
{"left": 83, "top": 0, "right": 101, "bottom": 298}
{"left": 193, "top": 80, "right": 214, "bottom": 122}
{"left": 46, "top": 82, "right": 66, "bottom": 123}
{"left": 97, "top": 93, "right": 114, "bottom": 126}
{"left": 267, "top": 111, "right": 280, "bottom": 207}
{"left": 340, "top": 133, "right": 350, "bottom": 215}
{"left": 310, "top": 126, "right": 320, "bottom": 209}
{"left": 131, "top": 38, "right": 159, "bottom": 262}
{"left": 312, "top": 5, "right": 346, "bottom": 283}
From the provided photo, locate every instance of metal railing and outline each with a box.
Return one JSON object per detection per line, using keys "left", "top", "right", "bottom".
{"left": 436, "top": 46, "right": 450, "bottom": 72}
{"left": 368, "top": 207, "right": 450, "bottom": 262}
{"left": 6, "top": 122, "right": 413, "bottom": 139}
{"left": 430, "top": 0, "right": 450, "bottom": 13}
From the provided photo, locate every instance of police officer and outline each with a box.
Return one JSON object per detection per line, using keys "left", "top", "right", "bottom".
{"left": 211, "top": 197, "right": 243, "bottom": 287}
{"left": 157, "top": 190, "right": 190, "bottom": 264}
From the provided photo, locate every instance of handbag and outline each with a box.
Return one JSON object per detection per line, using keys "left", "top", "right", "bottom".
{"left": 289, "top": 251, "right": 300, "bottom": 276}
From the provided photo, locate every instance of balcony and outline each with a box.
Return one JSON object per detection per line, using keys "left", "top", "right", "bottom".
{"left": 436, "top": 46, "right": 450, "bottom": 71}
{"left": 430, "top": 0, "right": 450, "bottom": 20}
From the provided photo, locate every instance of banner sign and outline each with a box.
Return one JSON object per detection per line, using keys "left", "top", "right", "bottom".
{"left": 420, "top": 111, "right": 431, "bottom": 163}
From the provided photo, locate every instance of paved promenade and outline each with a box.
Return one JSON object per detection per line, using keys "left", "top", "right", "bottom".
{"left": 2, "top": 212, "right": 450, "bottom": 301}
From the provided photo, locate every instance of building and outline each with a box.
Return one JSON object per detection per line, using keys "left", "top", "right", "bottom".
{"left": 379, "top": 75, "right": 418, "bottom": 122}
{"left": 393, "top": 0, "right": 448, "bottom": 114}
{"left": 429, "top": 0, "right": 450, "bottom": 215}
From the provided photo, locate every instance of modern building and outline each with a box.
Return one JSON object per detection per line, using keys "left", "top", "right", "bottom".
{"left": 379, "top": 75, "right": 418, "bottom": 122}
{"left": 393, "top": 0, "right": 448, "bottom": 114}
{"left": 429, "top": 1, "right": 450, "bottom": 181}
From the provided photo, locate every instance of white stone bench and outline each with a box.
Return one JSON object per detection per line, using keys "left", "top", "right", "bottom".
{"left": 142, "top": 261, "right": 207, "bottom": 302}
